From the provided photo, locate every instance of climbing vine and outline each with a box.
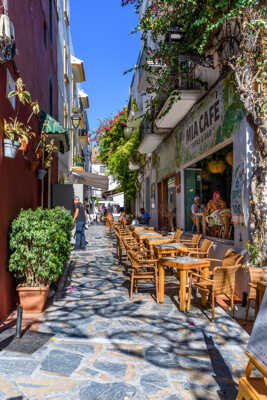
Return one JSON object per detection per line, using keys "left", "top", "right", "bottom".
{"left": 122, "top": 0, "right": 267, "bottom": 264}
{"left": 97, "top": 109, "right": 142, "bottom": 199}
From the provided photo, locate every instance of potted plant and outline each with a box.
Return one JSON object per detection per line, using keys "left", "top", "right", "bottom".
{"left": 3, "top": 78, "right": 39, "bottom": 158}
{"left": 73, "top": 154, "right": 84, "bottom": 167}
{"left": 8, "top": 207, "right": 73, "bottom": 312}
{"left": 35, "top": 136, "right": 57, "bottom": 179}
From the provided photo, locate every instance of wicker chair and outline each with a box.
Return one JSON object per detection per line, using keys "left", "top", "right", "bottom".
{"left": 179, "top": 234, "right": 202, "bottom": 250}
{"left": 187, "top": 239, "right": 214, "bottom": 258}
{"left": 169, "top": 228, "right": 183, "bottom": 242}
{"left": 207, "top": 249, "right": 243, "bottom": 267}
{"left": 128, "top": 250, "right": 159, "bottom": 302}
{"left": 187, "top": 264, "right": 241, "bottom": 320}
{"left": 245, "top": 267, "right": 264, "bottom": 321}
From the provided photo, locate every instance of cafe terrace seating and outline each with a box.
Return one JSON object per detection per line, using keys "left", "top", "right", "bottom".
{"left": 128, "top": 249, "right": 159, "bottom": 302}
{"left": 179, "top": 233, "right": 202, "bottom": 250}
{"left": 187, "top": 263, "right": 241, "bottom": 320}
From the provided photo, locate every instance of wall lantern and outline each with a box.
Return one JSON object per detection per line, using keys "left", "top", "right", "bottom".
{"left": 71, "top": 112, "right": 81, "bottom": 129}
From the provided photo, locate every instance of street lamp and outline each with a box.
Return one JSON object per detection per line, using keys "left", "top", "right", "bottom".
{"left": 71, "top": 112, "right": 81, "bottom": 129}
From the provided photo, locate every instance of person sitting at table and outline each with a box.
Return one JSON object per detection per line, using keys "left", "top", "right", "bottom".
{"left": 205, "top": 191, "right": 227, "bottom": 235}
{"left": 138, "top": 208, "right": 150, "bottom": 225}
{"left": 191, "top": 196, "right": 203, "bottom": 232}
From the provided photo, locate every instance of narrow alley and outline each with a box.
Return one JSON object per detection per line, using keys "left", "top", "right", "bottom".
{"left": 0, "top": 225, "right": 250, "bottom": 400}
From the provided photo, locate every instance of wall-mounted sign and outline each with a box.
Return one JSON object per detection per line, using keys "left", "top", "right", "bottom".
{"left": 231, "top": 163, "right": 245, "bottom": 223}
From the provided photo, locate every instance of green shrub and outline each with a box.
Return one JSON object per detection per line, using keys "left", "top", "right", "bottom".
{"left": 9, "top": 207, "right": 73, "bottom": 287}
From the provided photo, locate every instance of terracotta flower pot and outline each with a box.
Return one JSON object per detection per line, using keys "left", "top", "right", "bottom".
{"left": 30, "top": 160, "right": 39, "bottom": 172}
{"left": 19, "top": 141, "right": 28, "bottom": 152}
{"left": 16, "top": 286, "right": 49, "bottom": 313}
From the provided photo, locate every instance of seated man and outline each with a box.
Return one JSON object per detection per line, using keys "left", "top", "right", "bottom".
{"left": 138, "top": 208, "right": 150, "bottom": 225}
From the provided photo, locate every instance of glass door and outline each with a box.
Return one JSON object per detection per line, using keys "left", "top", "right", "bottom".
{"left": 184, "top": 169, "right": 202, "bottom": 231}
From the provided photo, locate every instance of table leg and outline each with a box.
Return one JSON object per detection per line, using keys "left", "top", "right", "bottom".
{"left": 179, "top": 270, "right": 187, "bottom": 312}
{"left": 201, "top": 267, "right": 209, "bottom": 307}
{"left": 196, "top": 215, "right": 200, "bottom": 233}
{"left": 202, "top": 213, "right": 207, "bottom": 236}
{"left": 158, "top": 264, "right": 165, "bottom": 303}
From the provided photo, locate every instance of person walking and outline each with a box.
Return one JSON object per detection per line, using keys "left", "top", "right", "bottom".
{"left": 73, "top": 196, "right": 88, "bottom": 250}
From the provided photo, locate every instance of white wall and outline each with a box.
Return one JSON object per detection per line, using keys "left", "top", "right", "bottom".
{"left": 57, "top": 0, "right": 73, "bottom": 179}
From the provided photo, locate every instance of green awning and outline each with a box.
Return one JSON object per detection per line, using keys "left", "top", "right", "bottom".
{"left": 39, "top": 110, "right": 70, "bottom": 153}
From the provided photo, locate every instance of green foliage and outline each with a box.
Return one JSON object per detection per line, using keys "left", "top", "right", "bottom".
{"left": 123, "top": 0, "right": 266, "bottom": 119}
{"left": 73, "top": 154, "right": 84, "bottom": 166}
{"left": 246, "top": 241, "right": 262, "bottom": 266}
{"left": 98, "top": 109, "right": 142, "bottom": 199}
{"left": 9, "top": 207, "right": 73, "bottom": 287}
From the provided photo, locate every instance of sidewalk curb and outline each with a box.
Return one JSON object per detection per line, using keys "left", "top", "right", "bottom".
{"left": 54, "top": 260, "right": 74, "bottom": 301}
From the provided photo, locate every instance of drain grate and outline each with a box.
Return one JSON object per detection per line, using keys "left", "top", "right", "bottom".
{"left": 0, "top": 328, "right": 53, "bottom": 354}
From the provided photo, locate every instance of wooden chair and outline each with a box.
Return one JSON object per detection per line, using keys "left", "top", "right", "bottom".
{"left": 187, "top": 239, "right": 214, "bottom": 258}
{"left": 128, "top": 250, "right": 159, "bottom": 302}
{"left": 236, "top": 352, "right": 267, "bottom": 400}
{"left": 245, "top": 267, "right": 264, "bottom": 321}
{"left": 180, "top": 233, "right": 202, "bottom": 250}
{"left": 169, "top": 228, "right": 183, "bottom": 242}
{"left": 207, "top": 248, "right": 243, "bottom": 267}
{"left": 187, "top": 264, "right": 241, "bottom": 320}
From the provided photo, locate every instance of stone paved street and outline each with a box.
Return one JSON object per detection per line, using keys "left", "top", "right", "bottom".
{"left": 0, "top": 224, "right": 250, "bottom": 399}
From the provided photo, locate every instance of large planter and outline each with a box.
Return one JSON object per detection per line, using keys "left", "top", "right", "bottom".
{"left": 3, "top": 138, "right": 20, "bottom": 158}
{"left": 17, "top": 286, "right": 49, "bottom": 313}
{"left": 37, "top": 168, "right": 47, "bottom": 180}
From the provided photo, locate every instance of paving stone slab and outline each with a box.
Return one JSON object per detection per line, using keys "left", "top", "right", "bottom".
{"left": 41, "top": 350, "right": 83, "bottom": 376}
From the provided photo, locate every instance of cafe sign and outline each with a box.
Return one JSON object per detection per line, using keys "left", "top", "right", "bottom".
{"left": 180, "top": 82, "right": 224, "bottom": 165}
{"left": 174, "top": 77, "right": 244, "bottom": 167}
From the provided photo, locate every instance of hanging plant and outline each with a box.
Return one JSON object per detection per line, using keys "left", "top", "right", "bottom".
{"left": 208, "top": 159, "right": 226, "bottom": 174}
{"left": 226, "top": 151, "right": 233, "bottom": 166}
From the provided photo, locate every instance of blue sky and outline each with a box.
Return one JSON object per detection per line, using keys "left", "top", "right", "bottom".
{"left": 70, "top": 1, "right": 140, "bottom": 133}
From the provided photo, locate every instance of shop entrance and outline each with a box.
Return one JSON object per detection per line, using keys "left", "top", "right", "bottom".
{"left": 184, "top": 169, "right": 202, "bottom": 231}
{"left": 184, "top": 144, "right": 234, "bottom": 238}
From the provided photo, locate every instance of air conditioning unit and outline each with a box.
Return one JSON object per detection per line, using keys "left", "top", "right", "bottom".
{"left": 0, "top": 14, "right": 16, "bottom": 64}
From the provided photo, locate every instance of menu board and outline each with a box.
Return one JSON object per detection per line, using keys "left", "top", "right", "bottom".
{"left": 247, "top": 289, "right": 267, "bottom": 370}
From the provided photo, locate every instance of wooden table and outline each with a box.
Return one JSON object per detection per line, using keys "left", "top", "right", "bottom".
{"left": 154, "top": 242, "right": 189, "bottom": 258}
{"left": 134, "top": 230, "right": 162, "bottom": 244}
{"left": 144, "top": 237, "right": 173, "bottom": 255}
{"left": 129, "top": 225, "right": 155, "bottom": 231}
{"left": 255, "top": 281, "right": 267, "bottom": 318}
{"left": 158, "top": 256, "right": 211, "bottom": 311}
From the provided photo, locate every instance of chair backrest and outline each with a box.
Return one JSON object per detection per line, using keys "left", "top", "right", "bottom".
{"left": 174, "top": 228, "right": 183, "bottom": 241}
{"left": 200, "top": 239, "right": 214, "bottom": 254}
{"left": 222, "top": 249, "right": 243, "bottom": 266}
{"left": 192, "top": 234, "right": 202, "bottom": 248}
{"left": 213, "top": 265, "right": 240, "bottom": 295}
{"left": 249, "top": 267, "right": 263, "bottom": 284}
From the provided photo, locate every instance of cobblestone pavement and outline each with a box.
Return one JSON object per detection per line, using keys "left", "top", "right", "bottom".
{"left": 0, "top": 224, "right": 250, "bottom": 399}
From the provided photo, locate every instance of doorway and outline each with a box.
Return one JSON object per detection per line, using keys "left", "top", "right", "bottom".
{"left": 184, "top": 169, "right": 202, "bottom": 231}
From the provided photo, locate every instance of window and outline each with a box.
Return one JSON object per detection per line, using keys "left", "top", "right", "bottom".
{"left": 49, "top": 0, "right": 53, "bottom": 45}
{"left": 49, "top": 79, "right": 53, "bottom": 116}
{"left": 6, "top": 69, "right": 15, "bottom": 109}
{"left": 44, "top": 21, "right": 47, "bottom": 48}
{"left": 100, "top": 166, "right": 106, "bottom": 174}
{"left": 64, "top": 41, "right": 69, "bottom": 85}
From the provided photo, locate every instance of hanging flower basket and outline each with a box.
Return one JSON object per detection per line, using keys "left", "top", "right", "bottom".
{"left": 19, "top": 140, "right": 28, "bottom": 152}
{"left": 208, "top": 160, "right": 226, "bottom": 174}
{"left": 226, "top": 151, "right": 233, "bottom": 166}
{"left": 30, "top": 160, "right": 39, "bottom": 172}
{"left": 37, "top": 168, "right": 47, "bottom": 180}
{"left": 3, "top": 138, "right": 20, "bottom": 158}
